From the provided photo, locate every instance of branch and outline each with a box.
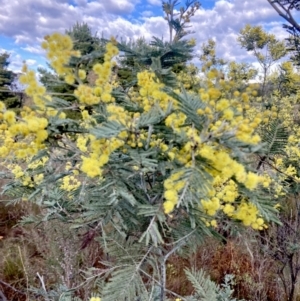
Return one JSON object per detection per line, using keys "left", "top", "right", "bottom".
{"left": 267, "top": 0, "right": 300, "bottom": 32}
{"left": 0, "top": 291, "right": 7, "bottom": 301}
{"left": 0, "top": 279, "right": 26, "bottom": 295}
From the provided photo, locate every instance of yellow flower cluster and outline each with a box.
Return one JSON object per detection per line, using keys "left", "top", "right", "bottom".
{"left": 94, "top": 42, "right": 118, "bottom": 85}
{"left": 3, "top": 110, "right": 16, "bottom": 125}
{"left": 41, "top": 32, "right": 80, "bottom": 79}
{"left": 22, "top": 157, "right": 47, "bottom": 186}
{"left": 150, "top": 125, "right": 203, "bottom": 168}
{"left": 74, "top": 42, "right": 118, "bottom": 105}
{"left": 19, "top": 64, "right": 48, "bottom": 108}
{"left": 81, "top": 156, "right": 107, "bottom": 178}
{"left": 215, "top": 179, "right": 239, "bottom": 203}
{"left": 200, "top": 177, "right": 268, "bottom": 229}
{"left": 61, "top": 175, "right": 81, "bottom": 192}
{"left": 199, "top": 146, "right": 263, "bottom": 190}
{"left": 163, "top": 171, "right": 186, "bottom": 214}
{"left": 107, "top": 104, "right": 132, "bottom": 127}
{"left": 186, "top": 127, "right": 201, "bottom": 147}
{"left": 165, "top": 112, "right": 187, "bottom": 133}
{"left": 27, "top": 156, "right": 49, "bottom": 169}
{"left": 176, "top": 64, "right": 200, "bottom": 90}
{"left": 197, "top": 81, "right": 262, "bottom": 144}
{"left": 137, "top": 71, "right": 173, "bottom": 112}
{"left": 201, "top": 197, "right": 220, "bottom": 216}
{"left": 284, "top": 117, "right": 300, "bottom": 166}
{"left": 78, "top": 69, "right": 86, "bottom": 80}
{"left": 80, "top": 135, "right": 124, "bottom": 177}
{"left": 80, "top": 109, "right": 97, "bottom": 128}
{"left": 9, "top": 164, "right": 24, "bottom": 179}
{"left": 233, "top": 202, "right": 266, "bottom": 230}
{"left": 235, "top": 117, "right": 261, "bottom": 143}
{"left": 124, "top": 130, "right": 148, "bottom": 149}
{"left": 92, "top": 42, "right": 118, "bottom": 102}
{"left": 0, "top": 104, "right": 49, "bottom": 159}
{"left": 8, "top": 157, "right": 47, "bottom": 188}
{"left": 76, "top": 135, "right": 89, "bottom": 152}
{"left": 74, "top": 84, "right": 101, "bottom": 105}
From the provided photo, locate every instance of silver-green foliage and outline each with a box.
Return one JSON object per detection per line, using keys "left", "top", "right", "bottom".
{"left": 184, "top": 268, "right": 246, "bottom": 301}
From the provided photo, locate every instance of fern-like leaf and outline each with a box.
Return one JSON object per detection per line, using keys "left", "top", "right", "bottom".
{"left": 102, "top": 265, "right": 149, "bottom": 301}
{"left": 261, "top": 121, "right": 289, "bottom": 155}
{"left": 184, "top": 268, "right": 218, "bottom": 301}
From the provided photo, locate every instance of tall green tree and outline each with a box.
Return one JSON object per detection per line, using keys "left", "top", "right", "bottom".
{"left": 0, "top": 53, "right": 20, "bottom": 109}
{"left": 116, "top": 1, "right": 199, "bottom": 90}
{"left": 66, "top": 22, "right": 101, "bottom": 57}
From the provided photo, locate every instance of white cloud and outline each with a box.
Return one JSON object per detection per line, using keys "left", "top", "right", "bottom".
{"left": 147, "top": 0, "right": 161, "bottom": 5}
{"left": 102, "top": 0, "right": 137, "bottom": 14}
{"left": 74, "top": 0, "right": 88, "bottom": 6}
{"left": 141, "top": 10, "right": 154, "bottom": 18}
{"left": 0, "top": 0, "right": 290, "bottom": 67}
{"left": 190, "top": 0, "right": 288, "bottom": 62}
{"left": 267, "top": 22, "right": 289, "bottom": 40}
{"left": 26, "top": 59, "right": 37, "bottom": 66}
{"left": 6, "top": 53, "right": 25, "bottom": 73}
{"left": 21, "top": 46, "right": 45, "bottom": 55}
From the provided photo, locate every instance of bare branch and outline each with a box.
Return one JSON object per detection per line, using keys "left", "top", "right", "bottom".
{"left": 267, "top": 0, "right": 300, "bottom": 32}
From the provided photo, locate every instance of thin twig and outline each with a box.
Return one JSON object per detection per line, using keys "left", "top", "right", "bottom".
{"left": 36, "top": 273, "right": 47, "bottom": 293}
{"left": 176, "top": 180, "right": 189, "bottom": 208}
{"left": 146, "top": 125, "right": 153, "bottom": 150}
{"left": 139, "top": 268, "right": 188, "bottom": 301}
{"left": 18, "top": 246, "right": 29, "bottom": 300}
{"left": 0, "top": 279, "right": 26, "bottom": 295}
{"left": 261, "top": 156, "right": 300, "bottom": 183}
{"left": 165, "top": 228, "right": 196, "bottom": 247}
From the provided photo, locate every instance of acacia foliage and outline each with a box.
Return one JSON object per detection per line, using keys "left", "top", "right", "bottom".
{"left": 0, "top": 29, "right": 290, "bottom": 300}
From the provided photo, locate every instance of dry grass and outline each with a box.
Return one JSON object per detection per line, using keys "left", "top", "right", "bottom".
{"left": 0, "top": 199, "right": 111, "bottom": 300}
{"left": 0, "top": 189, "right": 293, "bottom": 301}
{"left": 165, "top": 235, "right": 285, "bottom": 301}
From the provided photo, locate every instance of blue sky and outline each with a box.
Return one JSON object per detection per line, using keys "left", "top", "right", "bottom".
{"left": 0, "top": 0, "right": 288, "bottom": 72}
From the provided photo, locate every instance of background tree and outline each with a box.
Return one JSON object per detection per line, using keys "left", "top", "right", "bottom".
{"left": 270, "top": 61, "right": 300, "bottom": 97}
{"left": 163, "top": 0, "right": 200, "bottom": 43}
{"left": 115, "top": 37, "right": 154, "bottom": 89}
{"left": 198, "top": 39, "right": 258, "bottom": 102}
{"left": 199, "top": 38, "right": 227, "bottom": 73}
{"left": 115, "top": 0, "right": 200, "bottom": 91}
{"left": 66, "top": 22, "right": 101, "bottom": 57}
{"left": 227, "top": 61, "right": 258, "bottom": 83}
{"left": 267, "top": 0, "right": 300, "bottom": 64}
{"left": 238, "top": 24, "right": 286, "bottom": 100}
{"left": 0, "top": 53, "right": 21, "bottom": 109}
{"left": 266, "top": 0, "right": 300, "bottom": 32}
